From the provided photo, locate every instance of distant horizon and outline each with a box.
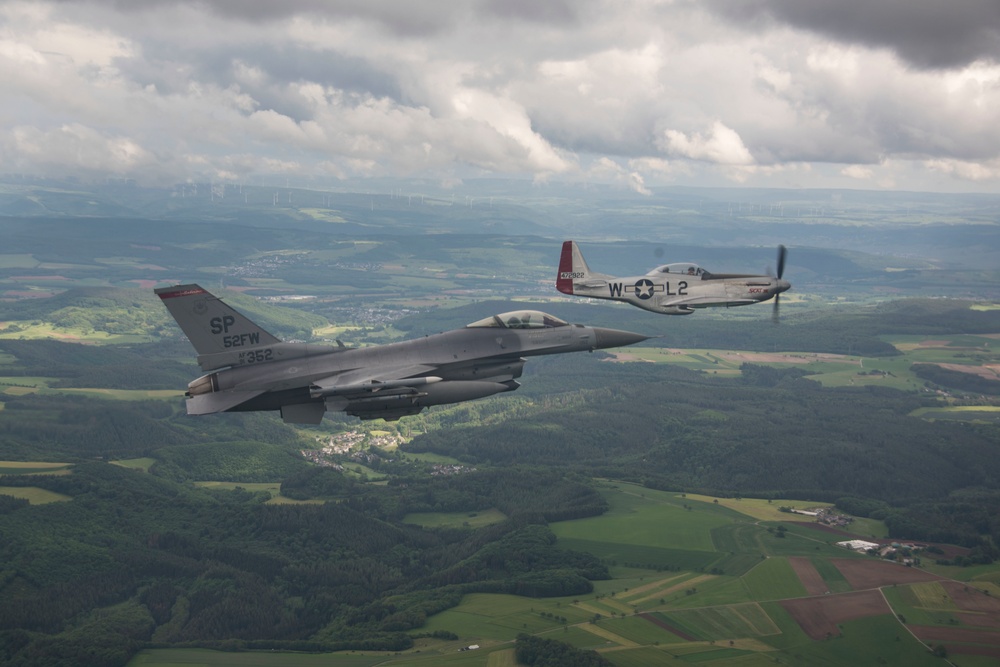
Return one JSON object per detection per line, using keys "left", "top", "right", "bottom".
{"left": 4, "top": 172, "right": 1000, "bottom": 201}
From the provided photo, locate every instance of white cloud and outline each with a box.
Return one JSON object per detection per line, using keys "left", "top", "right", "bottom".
{"left": 0, "top": 0, "right": 998, "bottom": 189}
{"left": 660, "top": 122, "right": 755, "bottom": 165}
{"left": 925, "top": 157, "right": 1000, "bottom": 182}
{"left": 841, "top": 164, "right": 874, "bottom": 180}
{"left": 10, "top": 123, "right": 154, "bottom": 174}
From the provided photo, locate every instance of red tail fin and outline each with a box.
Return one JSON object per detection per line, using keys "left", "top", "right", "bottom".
{"left": 556, "top": 241, "right": 575, "bottom": 294}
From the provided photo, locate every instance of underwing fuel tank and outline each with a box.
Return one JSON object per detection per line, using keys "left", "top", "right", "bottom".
{"left": 328, "top": 380, "right": 517, "bottom": 420}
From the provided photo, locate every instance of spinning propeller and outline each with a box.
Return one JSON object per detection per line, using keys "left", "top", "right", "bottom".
{"left": 770, "top": 245, "right": 789, "bottom": 323}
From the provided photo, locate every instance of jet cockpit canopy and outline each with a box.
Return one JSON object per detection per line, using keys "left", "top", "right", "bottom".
{"left": 466, "top": 310, "right": 569, "bottom": 329}
{"left": 647, "top": 263, "right": 708, "bottom": 278}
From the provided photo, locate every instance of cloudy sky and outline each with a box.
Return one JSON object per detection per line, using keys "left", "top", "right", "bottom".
{"left": 2, "top": 0, "right": 1000, "bottom": 192}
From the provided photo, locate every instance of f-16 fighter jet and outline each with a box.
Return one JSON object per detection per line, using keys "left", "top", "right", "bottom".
{"left": 155, "top": 284, "right": 649, "bottom": 423}
{"left": 556, "top": 241, "right": 790, "bottom": 318}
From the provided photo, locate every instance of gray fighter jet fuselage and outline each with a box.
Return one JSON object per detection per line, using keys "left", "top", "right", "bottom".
{"left": 155, "top": 284, "right": 648, "bottom": 423}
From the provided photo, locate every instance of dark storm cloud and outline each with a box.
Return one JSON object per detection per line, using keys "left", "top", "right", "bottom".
{"left": 481, "top": 0, "right": 580, "bottom": 25}
{"left": 55, "top": 0, "right": 462, "bottom": 37}
{"left": 705, "top": 0, "right": 1000, "bottom": 69}
{"left": 235, "top": 51, "right": 402, "bottom": 123}
{"left": 115, "top": 41, "right": 403, "bottom": 122}
{"left": 248, "top": 47, "right": 401, "bottom": 100}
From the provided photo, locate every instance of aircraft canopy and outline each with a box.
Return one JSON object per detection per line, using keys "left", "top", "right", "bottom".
{"left": 648, "top": 263, "right": 707, "bottom": 277}
{"left": 467, "top": 310, "right": 569, "bottom": 329}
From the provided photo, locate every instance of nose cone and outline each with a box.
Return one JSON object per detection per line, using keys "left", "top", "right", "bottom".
{"left": 592, "top": 327, "right": 650, "bottom": 350}
{"left": 776, "top": 279, "right": 791, "bottom": 294}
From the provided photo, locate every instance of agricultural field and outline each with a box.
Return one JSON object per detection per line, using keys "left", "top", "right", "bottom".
{"left": 615, "top": 335, "right": 1000, "bottom": 391}
{"left": 403, "top": 507, "right": 507, "bottom": 529}
{"left": 130, "top": 649, "right": 388, "bottom": 666}
{"left": 406, "top": 483, "right": 997, "bottom": 665}
{"left": 609, "top": 332, "right": 1000, "bottom": 399}
{"left": 122, "top": 476, "right": 992, "bottom": 666}
{"left": 0, "top": 486, "right": 72, "bottom": 504}
{"left": 550, "top": 483, "right": 727, "bottom": 555}
{"left": 0, "top": 460, "right": 73, "bottom": 475}
{"left": 1, "top": 375, "right": 180, "bottom": 402}
{"left": 683, "top": 493, "right": 833, "bottom": 522}
{"left": 912, "top": 405, "right": 1000, "bottom": 424}
{"left": 0, "top": 376, "right": 56, "bottom": 395}
{"left": 191, "top": 481, "right": 321, "bottom": 504}
{"left": 0, "top": 321, "right": 151, "bottom": 343}
{"left": 111, "top": 458, "right": 157, "bottom": 472}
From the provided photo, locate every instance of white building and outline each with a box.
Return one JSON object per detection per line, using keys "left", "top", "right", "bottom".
{"left": 836, "top": 540, "right": 880, "bottom": 552}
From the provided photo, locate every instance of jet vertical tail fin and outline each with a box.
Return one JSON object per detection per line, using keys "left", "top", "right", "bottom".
{"left": 154, "top": 284, "right": 281, "bottom": 357}
{"left": 556, "top": 240, "right": 608, "bottom": 295}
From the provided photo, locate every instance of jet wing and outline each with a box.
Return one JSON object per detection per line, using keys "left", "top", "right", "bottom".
{"left": 310, "top": 364, "right": 440, "bottom": 398}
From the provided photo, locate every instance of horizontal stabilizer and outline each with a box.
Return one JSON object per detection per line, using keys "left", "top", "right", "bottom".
{"left": 281, "top": 402, "right": 326, "bottom": 424}
{"left": 186, "top": 389, "right": 265, "bottom": 415}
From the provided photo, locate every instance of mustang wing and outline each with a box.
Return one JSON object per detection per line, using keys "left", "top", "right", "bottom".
{"left": 662, "top": 295, "right": 756, "bottom": 309}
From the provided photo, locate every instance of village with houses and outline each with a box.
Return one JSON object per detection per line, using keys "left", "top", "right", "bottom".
{"left": 299, "top": 429, "right": 477, "bottom": 477}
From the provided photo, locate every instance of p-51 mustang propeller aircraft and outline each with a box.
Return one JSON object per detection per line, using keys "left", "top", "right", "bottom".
{"left": 155, "top": 284, "right": 649, "bottom": 423}
{"left": 556, "top": 241, "right": 791, "bottom": 318}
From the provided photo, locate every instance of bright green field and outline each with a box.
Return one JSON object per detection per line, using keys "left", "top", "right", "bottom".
{"left": 741, "top": 558, "right": 808, "bottom": 601}
{"left": 777, "top": 614, "right": 943, "bottom": 667}
{"left": 551, "top": 484, "right": 727, "bottom": 553}
{"left": 419, "top": 593, "right": 584, "bottom": 641}
{"left": 342, "top": 463, "right": 387, "bottom": 481}
{"left": 663, "top": 602, "right": 781, "bottom": 640}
